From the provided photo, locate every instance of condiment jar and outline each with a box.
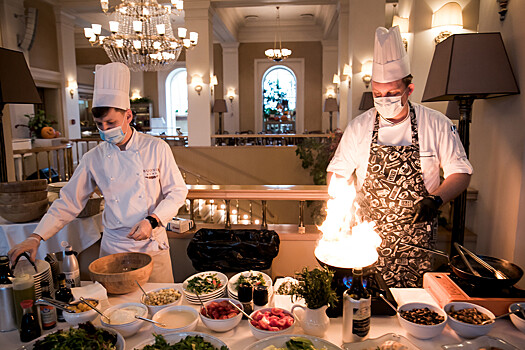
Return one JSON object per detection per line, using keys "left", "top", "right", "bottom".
{"left": 12, "top": 274, "right": 35, "bottom": 330}
{"left": 19, "top": 300, "right": 40, "bottom": 342}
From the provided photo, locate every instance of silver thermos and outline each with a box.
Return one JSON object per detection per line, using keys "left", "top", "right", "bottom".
{"left": 62, "top": 245, "right": 80, "bottom": 288}
{"left": 0, "top": 256, "right": 17, "bottom": 332}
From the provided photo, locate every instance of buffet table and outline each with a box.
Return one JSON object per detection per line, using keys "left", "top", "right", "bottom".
{"left": 3, "top": 283, "right": 525, "bottom": 349}
{"left": 0, "top": 213, "right": 102, "bottom": 259}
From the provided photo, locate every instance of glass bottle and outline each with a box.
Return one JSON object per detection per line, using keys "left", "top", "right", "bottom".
{"left": 19, "top": 299, "right": 41, "bottom": 342}
{"left": 253, "top": 285, "right": 269, "bottom": 307}
{"left": 39, "top": 281, "right": 56, "bottom": 330}
{"left": 237, "top": 282, "right": 253, "bottom": 319}
{"left": 342, "top": 268, "right": 371, "bottom": 343}
{"left": 55, "top": 273, "right": 73, "bottom": 322}
{"left": 12, "top": 274, "right": 35, "bottom": 330}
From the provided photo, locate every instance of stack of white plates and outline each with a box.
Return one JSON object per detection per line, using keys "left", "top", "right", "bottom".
{"left": 227, "top": 270, "right": 273, "bottom": 300}
{"left": 13, "top": 258, "right": 54, "bottom": 299}
{"left": 182, "top": 271, "right": 228, "bottom": 304}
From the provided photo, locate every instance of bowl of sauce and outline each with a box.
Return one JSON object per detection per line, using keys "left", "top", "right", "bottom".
{"left": 151, "top": 305, "right": 199, "bottom": 334}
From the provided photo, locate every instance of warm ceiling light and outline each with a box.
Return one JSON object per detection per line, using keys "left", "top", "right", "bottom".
{"left": 265, "top": 7, "right": 292, "bottom": 62}
{"left": 432, "top": 2, "right": 463, "bottom": 44}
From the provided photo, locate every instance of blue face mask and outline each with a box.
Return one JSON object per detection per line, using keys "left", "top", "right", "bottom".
{"left": 98, "top": 117, "right": 127, "bottom": 144}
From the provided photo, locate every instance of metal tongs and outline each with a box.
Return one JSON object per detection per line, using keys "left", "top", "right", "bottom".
{"left": 35, "top": 297, "right": 75, "bottom": 313}
{"left": 454, "top": 243, "right": 509, "bottom": 280}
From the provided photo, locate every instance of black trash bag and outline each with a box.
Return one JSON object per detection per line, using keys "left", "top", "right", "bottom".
{"left": 187, "top": 229, "right": 280, "bottom": 272}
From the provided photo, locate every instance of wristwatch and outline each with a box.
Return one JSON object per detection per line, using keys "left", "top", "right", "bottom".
{"left": 145, "top": 215, "right": 159, "bottom": 229}
{"left": 428, "top": 195, "right": 444, "bottom": 207}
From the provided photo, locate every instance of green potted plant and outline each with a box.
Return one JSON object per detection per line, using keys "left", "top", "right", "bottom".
{"left": 15, "top": 109, "right": 57, "bottom": 140}
{"left": 290, "top": 266, "right": 338, "bottom": 337}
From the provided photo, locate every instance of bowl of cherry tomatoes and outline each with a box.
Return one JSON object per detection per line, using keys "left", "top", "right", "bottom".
{"left": 199, "top": 298, "right": 243, "bottom": 332}
{"left": 249, "top": 307, "right": 295, "bottom": 339}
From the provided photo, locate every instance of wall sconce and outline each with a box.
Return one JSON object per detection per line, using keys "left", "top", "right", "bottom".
{"left": 332, "top": 73, "right": 341, "bottom": 92}
{"left": 361, "top": 60, "right": 373, "bottom": 88}
{"left": 343, "top": 63, "right": 352, "bottom": 86}
{"left": 326, "top": 87, "right": 336, "bottom": 99}
{"left": 131, "top": 89, "right": 142, "bottom": 100}
{"left": 392, "top": 15, "right": 409, "bottom": 51}
{"left": 210, "top": 74, "right": 218, "bottom": 95}
{"left": 192, "top": 74, "right": 203, "bottom": 95}
{"left": 432, "top": 2, "right": 463, "bottom": 44}
{"left": 67, "top": 80, "right": 77, "bottom": 99}
{"left": 226, "top": 88, "right": 236, "bottom": 103}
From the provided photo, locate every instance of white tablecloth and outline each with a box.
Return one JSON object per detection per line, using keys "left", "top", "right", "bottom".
{"left": 3, "top": 284, "right": 525, "bottom": 350}
{"left": 0, "top": 213, "right": 102, "bottom": 259}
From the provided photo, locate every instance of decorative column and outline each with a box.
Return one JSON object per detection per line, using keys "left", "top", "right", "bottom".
{"left": 185, "top": 0, "right": 213, "bottom": 146}
{"left": 337, "top": 0, "right": 350, "bottom": 129}
{"left": 221, "top": 42, "right": 239, "bottom": 134}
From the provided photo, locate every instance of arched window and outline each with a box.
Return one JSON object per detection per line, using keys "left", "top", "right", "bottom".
{"left": 262, "top": 66, "right": 297, "bottom": 133}
{"left": 165, "top": 68, "right": 188, "bottom": 134}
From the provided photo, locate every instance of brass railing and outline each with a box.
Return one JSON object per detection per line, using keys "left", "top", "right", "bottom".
{"left": 13, "top": 143, "right": 74, "bottom": 182}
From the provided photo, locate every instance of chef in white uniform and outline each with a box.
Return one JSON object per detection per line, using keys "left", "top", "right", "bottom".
{"left": 327, "top": 27, "right": 473, "bottom": 287}
{"left": 8, "top": 62, "right": 188, "bottom": 283}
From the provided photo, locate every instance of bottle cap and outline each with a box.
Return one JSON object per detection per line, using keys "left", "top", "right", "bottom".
{"left": 20, "top": 299, "right": 33, "bottom": 309}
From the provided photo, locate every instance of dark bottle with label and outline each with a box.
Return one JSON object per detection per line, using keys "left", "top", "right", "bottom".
{"left": 19, "top": 299, "right": 41, "bottom": 342}
{"left": 55, "top": 273, "right": 73, "bottom": 322}
{"left": 342, "top": 268, "right": 371, "bottom": 343}
{"left": 39, "top": 281, "right": 56, "bottom": 329}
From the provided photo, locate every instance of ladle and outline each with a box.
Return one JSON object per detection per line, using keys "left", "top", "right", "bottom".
{"left": 228, "top": 300, "right": 254, "bottom": 321}
{"left": 79, "top": 296, "right": 111, "bottom": 323}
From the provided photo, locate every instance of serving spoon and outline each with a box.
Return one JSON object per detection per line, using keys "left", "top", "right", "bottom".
{"left": 79, "top": 296, "right": 111, "bottom": 323}
{"left": 228, "top": 300, "right": 254, "bottom": 321}
{"left": 135, "top": 315, "right": 166, "bottom": 327}
{"left": 135, "top": 280, "right": 151, "bottom": 303}
{"left": 481, "top": 309, "right": 522, "bottom": 325}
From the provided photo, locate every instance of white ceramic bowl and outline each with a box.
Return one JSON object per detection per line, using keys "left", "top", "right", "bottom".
{"left": 249, "top": 307, "right": 295, "bottom": 339}
{"left": 509, "top": 302, "right": 525, "bottom": 334}
{"left": 199, "top": 298, "right": 243, "bottom": 332}
{"left": 151, "top": 305, "right": 199, "bottom": 334}
{"left": 396, "top": 302, "right": 447, "bottom": 339}
{"left": 63, "top": 299, "right": 100, "bottom": 326}
{"left": 140, "top": 286, "right": 183, "bottom": 316}
{"left": 100, "top": 302, "right": 148, "bottom": 338}
{"left": 444, "top": 302, "right": 495, "bottom": 338}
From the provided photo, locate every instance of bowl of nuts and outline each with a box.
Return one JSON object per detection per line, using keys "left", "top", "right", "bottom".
{"left": 140, "top": 286, "right": 182, "bottom": 316}
{"left": 444, "top": 302, "right": 495, "bottom": 338}
{"left": 396, "top": 302, "right": 447, "bottom": 339}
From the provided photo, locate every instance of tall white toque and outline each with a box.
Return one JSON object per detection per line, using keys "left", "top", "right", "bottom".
{"left": 372, "top": 26, "right": 410, "bottom": 83}
{"left": 93, "top": 62, "right": 130, "bottom": 110}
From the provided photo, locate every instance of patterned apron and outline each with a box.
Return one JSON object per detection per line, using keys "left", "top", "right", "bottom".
{"left": 359, "top": 103, "right": 437, "bottom": 288}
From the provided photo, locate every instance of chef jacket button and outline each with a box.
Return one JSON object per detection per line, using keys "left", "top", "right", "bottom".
{"left": 110, "top": 177, "right": 114, "bottom": 181}
{"left": 117, "top": 221, "right": 120, "bottom": 224}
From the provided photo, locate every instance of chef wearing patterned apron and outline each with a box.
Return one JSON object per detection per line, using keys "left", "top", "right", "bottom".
{"left": 327, "top": 26, "right": 473, "bottom": 288}
{"left": 8, "top": 63, "right": 188, "bottom": 283}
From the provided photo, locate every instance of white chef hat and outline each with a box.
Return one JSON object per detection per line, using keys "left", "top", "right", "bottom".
{"left": 93, "top": 62, "right": 130, "bottom": 110}
{"left": 372, "top": 26, "right": 410, "bottom": 83}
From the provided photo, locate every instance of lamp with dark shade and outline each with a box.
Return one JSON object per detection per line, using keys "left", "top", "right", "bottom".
{"left": 0, "top": 47, "right": 41, "bottom": 182}
{"left": 323, "top": 97, "right": 338, "bottom": 132}
{"left": 422, "top": 32, "right": 519, "bottom": 253}
{"left": 359, "top": 91, "right": 374, "bottom": 111}
{"left": 212, "top": 99, "right": 228, "bottom": 134}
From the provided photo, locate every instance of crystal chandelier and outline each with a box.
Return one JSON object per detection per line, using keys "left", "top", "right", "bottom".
{"left": 84, "top": 0, "right": 198, "bottom": 72}
{"left": 265, "top": 7, "right": 292, "bottom": 62}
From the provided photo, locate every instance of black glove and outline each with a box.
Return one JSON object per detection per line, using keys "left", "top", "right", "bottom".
{"left": 412, "top": 195, "right": 443, "bottom": 224}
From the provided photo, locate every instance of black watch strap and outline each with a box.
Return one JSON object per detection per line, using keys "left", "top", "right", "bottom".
{"left": 145, "top": 215, "right": 159, "bottom": 229}
{"left": 428, "top": 195, "right": 443, "bottom": 207}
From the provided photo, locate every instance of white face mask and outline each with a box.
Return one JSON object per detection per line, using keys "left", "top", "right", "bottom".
{"left": 98, "top": 116, "right": 127, "bottom": 145}
{"left": 374, "top": 89, "right": 408, "bottom": 119}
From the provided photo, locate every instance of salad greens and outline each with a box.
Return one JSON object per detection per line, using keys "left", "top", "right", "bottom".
{"left": 140, "top": 334, "right": 228, "bottom": 350}
{"left": 263, "top": 337, "right": 325, "bottom": 350}
{"left": 186, "top": 273, "right": 223, "bottom": 294}
{"left": 234, "top": 273, "right": 266, "bottom": 291}
{"left": 33, "top": 322, "right": 117, "bottom": 350}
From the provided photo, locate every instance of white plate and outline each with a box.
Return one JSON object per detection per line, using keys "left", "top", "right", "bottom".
{"left": 342, "top": 333, "right": 420, "bottom": 350}
{"left": 182, "top": 271, "right": 228, "bottom": 298}
{"left": 134, "top": 331, "right": 228, "bottom": 349}
{"left": 441, "top": 335, "right": 521, "bottom": 350}
{"left": 227, "top": 271, "right": 273, "bottom": 298}
{"left": 16, "top": 325, "right": 125, "bottom": 350}
{"left": 246, "top": 334, "right": 342, "bottom": 350}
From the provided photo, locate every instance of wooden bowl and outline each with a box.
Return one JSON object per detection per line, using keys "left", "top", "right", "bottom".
{"left": 0, "top": 190, "right": 48, "bottom": 205}
{"left": 0, "top": 199, "right": 49, "bottom": 222}
{"left": 88, "top": 252, "right": 153, "bottom": 294}
{"left": 0, "top": 180, "right": 48, "bottom": 193}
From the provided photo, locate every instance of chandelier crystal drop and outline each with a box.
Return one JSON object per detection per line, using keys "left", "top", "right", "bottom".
{"left": 84, "top": 0, "right": 197, "bottom": 72}
{"left": 265, "top": 7, "right": 292, "bottom": 62}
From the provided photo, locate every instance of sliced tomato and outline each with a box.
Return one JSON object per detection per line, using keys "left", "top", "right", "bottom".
{"left": 268, "top": 326, "right": 280, "bottom": 332}
{"left": 252, "top": 311, "right": 263, "bottom": 321}
{"left": 271, "top": 308, "right": 284, "bottom": 316}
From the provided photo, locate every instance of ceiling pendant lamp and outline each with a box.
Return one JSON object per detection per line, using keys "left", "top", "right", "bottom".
{"left": 265, "top": 7, "right": 292, "bottom": 62}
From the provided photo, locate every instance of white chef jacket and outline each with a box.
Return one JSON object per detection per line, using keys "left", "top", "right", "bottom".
{"left": 34, "top": 129, "right": 188, "bottom": 254}
{"left": 327, "top": 103, "right": 473, "bottom": 193}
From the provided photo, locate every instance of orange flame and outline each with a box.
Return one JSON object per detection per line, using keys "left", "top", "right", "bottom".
{"left": 314, "top": 176, "right": 381, "bottom": 269}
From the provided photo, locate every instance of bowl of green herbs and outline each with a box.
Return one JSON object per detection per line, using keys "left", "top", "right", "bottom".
{"left": 135, "top": 332, "right": 228, "bottom": 350}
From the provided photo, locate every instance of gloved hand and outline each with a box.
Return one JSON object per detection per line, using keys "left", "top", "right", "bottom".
{"left": 127, "top": 219, "right": 153, "bottom": 241}
{"left": 412, "top": 195, "right": 443, "bottom": 224}
{"left": 8, "top": 236, "right": 41, "bottom": 264}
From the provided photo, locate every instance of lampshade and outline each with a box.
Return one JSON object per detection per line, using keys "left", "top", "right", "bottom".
{"left": 392, "top": 16, "right": 409, "bottom": 33}
{"left": 432, "top": 2, "right": 463, "bottom": 28}
{"left": 445, "top": 101, "right": 460, "bottom": 120}
{"left": 359, "top": 92, "right": 374, "bottom": 111}
{"left": 422, "top": 33, "right": 519, "bottom": 102}
{"left": 212, "top": 99, "right": 228, "bottom": 113}
{"left": 332, "top": 74, "right": 341, "bottom": 85}
{"left": 324, "top": 98, "right": 338, "bottom": 112}
{"left": 0, "top": 48, "right": 41, "bottom": 105}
